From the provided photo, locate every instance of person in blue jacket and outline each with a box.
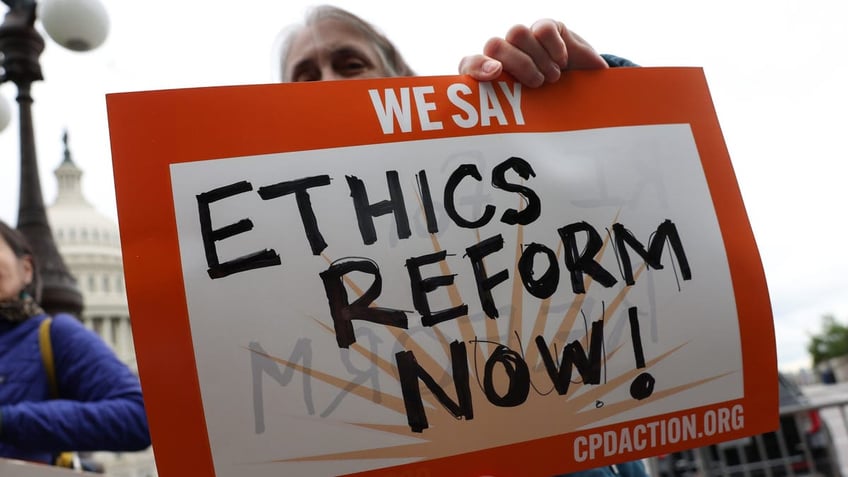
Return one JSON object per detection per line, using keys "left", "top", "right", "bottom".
{"left": 0, "top": 220, "right": 151, "bottom": 465}
{"left": 275, "top": 6, "right": 644, "bottom": 477}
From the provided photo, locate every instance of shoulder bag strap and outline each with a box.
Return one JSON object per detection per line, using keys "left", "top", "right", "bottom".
{"left": 38, "top": 317, "right": 60, "bottom": 399}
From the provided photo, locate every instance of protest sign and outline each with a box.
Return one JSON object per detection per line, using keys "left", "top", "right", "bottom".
{"left": 106, "top": 68, "right": 776, "bottom": 477}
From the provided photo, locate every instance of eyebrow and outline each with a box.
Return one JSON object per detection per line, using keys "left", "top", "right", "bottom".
{"left": 329, "top": 46, "right": 371, "bottom": 61}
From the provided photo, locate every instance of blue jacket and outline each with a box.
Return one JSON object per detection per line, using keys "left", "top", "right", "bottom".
{"left": 0, "top": 313, "right": 151, "bottom": 464}
{"left": 601, "top": 53, "right": 638, "bottom": 68}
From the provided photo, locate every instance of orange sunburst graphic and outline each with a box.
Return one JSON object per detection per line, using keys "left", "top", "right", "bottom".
{"left": 246, "top": 199, "right": 728, "bottom": 471}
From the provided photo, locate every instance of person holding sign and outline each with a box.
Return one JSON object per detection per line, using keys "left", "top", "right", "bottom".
{"left": 276, "top": 5, "right": 635, "bottom": 84}
{"left": 0, "top": 221, "right": 151, "bottom": 466}
{"left": 274, "top": 6, "right": 646, "bottom": 477}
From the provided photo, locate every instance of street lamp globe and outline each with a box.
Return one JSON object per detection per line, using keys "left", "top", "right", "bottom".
{"left": 39, "top": 0, "right": 108, "bottom": 51}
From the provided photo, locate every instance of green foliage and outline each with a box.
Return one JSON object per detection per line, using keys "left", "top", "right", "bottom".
{"left": 808, "top": 315, "right": 848, "bottom": 367}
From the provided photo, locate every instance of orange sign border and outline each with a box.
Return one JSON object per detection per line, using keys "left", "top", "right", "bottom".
{"left": 107, "top": 68, "right": 776, "bottom": 477}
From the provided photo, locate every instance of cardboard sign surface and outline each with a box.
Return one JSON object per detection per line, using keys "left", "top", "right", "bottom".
{"left": 107, "top": 68, "right": 776, "bottom": 477}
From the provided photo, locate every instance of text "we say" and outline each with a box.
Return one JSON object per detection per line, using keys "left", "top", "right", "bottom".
{"left": 368, "top": 81, "right": 524, "bottom": 134}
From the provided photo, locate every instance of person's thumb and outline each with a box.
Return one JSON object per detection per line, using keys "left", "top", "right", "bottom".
{"left": 458, "top": 54, "right": 503, "bottom": 81}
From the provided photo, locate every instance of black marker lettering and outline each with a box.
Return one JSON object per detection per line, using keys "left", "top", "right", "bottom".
{"left": 491, "top": 156, "right": 541, "bottom": 225}
{"left": 613, "top": 220, "right": 692, "bottom": 286}
{"left": 628, "top": 306, "right": 655, "bottom": 400}
{"left": 406, "top": 251, "right": 468, "bottom": 326}
{"left": 257, "top": 175, "right": 332, "bottom": 255}
{"left": 517, "top": 242, "right": 559, "bottom": 299}
{"left": 415, "top": 170, "right": 439, "bottom": 234}
{"left": 483, "top": 344, "right": 530, "bottom": 407}
{"left": 197, "top": 181, "right": 280, "bottom": 279}
{"left": 396, "top": 341, "right": 473, "bottom": 433}
{"left": 535, "top": 319, "right": 605, "bottom": 394}
{"left": 444, "top": 164, "right": 495, "bottom": 228}
{"left": 319, "top": 257, "right": 408, "bottom": 348}
{"left": 347, "top": 171, "right": 411, "bottom": 245}
{"left": 465, "top": 234, "right": 508, "bottom": 319}
{"left": 557, "top": 221, "right": 617, "bottom": 294}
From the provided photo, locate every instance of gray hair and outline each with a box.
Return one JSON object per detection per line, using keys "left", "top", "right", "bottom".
{"left": 274, "top": 5, "right": 415, "bottom": 82}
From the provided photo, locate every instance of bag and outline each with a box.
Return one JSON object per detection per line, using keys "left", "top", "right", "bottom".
{"left": 38, "top": 317, "right": 83, "bottom": 471}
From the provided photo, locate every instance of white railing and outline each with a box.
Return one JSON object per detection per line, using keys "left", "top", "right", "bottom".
{"left": 646, "top": 395, "right": 848, "bottom": 477}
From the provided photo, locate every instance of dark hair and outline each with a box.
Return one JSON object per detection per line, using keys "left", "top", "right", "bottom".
{"left": 276, "top": 5, "right": 415, "bottom": 82}
{"left": 0, "top": 220, "right": 40, "bottom": 300}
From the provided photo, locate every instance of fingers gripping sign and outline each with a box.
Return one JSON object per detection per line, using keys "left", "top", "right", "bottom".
{"left": 459, "top": 18, "right": 608, "bottom": 87}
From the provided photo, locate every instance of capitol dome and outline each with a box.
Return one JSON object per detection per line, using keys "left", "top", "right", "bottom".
{"left": 46, "top": 132, "right": 135, "bottom": 369}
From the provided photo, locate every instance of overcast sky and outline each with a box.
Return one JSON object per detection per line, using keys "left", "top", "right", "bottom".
{"left": 0, "top": 0, "right": 845, "bottom": 372}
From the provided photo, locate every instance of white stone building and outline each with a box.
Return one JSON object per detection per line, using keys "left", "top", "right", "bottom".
{"left": 46, "top": 136, "right": 158, "bottom": 477}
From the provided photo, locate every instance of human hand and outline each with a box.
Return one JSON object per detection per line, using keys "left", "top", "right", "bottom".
{"left": 458, "top": 19, "right": 608, "bottom": 87}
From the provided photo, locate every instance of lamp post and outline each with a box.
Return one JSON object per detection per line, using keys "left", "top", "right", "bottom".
{"left": 0, "top": 0, "right": 108, "bottom": 316}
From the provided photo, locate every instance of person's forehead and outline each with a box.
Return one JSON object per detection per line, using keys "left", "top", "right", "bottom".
{"left": 287, "top": 18, "right": 377, "bottom": 63}
{"left": 0, "top": 241, "right": 15, "bottom": 256}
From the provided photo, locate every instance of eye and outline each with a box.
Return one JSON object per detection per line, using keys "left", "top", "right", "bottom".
{"left": 295, "top": 72, "right": 320, "bottom": 82}
{"left": 335, "top": 55, "right": 369, "bottom": 77}
{"left": 291, "top": 63, "right": 320, "bottom": 82}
